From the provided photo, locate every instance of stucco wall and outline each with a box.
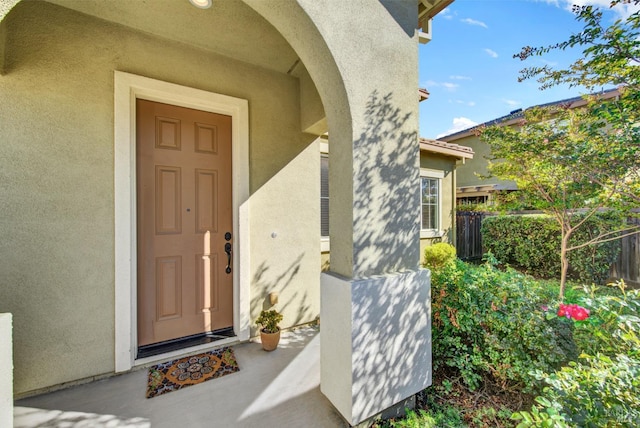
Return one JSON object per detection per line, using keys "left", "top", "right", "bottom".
{"left": 0, "top": 16, "right": 7, "bottom": 74}
{"left": 248, "top": 135, "right": 320, "bottom": 329}
{"left": 450, "top": 134, "right": 516, "bottom": 190}
{"left": 0, "top": 1, "right": 321, "bottom": 395}
{"left": 298, "top": 65, "right": 327, "bottom": 135}
{"left": 419, "top": 153, "right": 456, "bottom": 264}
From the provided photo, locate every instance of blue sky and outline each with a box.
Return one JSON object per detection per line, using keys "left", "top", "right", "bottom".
{"left": 418, "top": 0, "right": 639, "bottom": 139}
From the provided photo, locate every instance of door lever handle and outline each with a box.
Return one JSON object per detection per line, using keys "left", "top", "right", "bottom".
{"left": 224, "top": 242, "right": 232, "bottom": 274}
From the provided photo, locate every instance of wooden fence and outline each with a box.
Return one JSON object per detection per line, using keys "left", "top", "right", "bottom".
{"left": 455, "top": 212, "right": 640, "bottom": 286}
{"left": 455, "top": 211, "right": 485, "bottom": 262}
{"left": 610, "top": 217, "right": 640, "bottom": 287}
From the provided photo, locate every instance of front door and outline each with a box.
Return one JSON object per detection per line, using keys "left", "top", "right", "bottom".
{"left": 136, "top": 99, "right": 233, "bottom": 347}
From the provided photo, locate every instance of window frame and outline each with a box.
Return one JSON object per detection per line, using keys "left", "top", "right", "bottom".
{"left": 420, "top": 168, "right": 444, "bottom": 239}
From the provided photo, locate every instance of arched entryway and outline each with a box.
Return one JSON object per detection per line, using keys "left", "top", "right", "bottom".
{"left": 246, "top": 2, "right": 432, "bottom": 425}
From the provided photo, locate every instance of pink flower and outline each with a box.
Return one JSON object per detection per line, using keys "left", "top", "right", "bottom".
{"left": 557, "top": 303, "right": 590, "bottom": 321}
{"left": 557, "top": 304, "right": 567, "bottom": 318}
{"left": 572, "top": 306, "right": 590, "bottom": 321}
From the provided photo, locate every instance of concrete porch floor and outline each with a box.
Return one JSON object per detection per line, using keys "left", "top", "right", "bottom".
{"left": 15, "top": 326, "right": 347, "bottom": 427}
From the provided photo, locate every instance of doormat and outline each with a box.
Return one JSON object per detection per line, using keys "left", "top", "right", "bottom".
{"left": 146, "top": 347, "right": 239, "bottom": 398}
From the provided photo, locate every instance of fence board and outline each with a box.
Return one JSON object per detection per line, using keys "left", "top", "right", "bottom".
{"left": 610, "top": 217, "right": 640, "bottom": 287}
{"left": 456, "top": 211, "right": 485, "bottom": 261}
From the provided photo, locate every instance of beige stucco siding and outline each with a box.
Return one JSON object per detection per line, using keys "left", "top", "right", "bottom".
{"left": 0, "top": 1, "right": 321, "bottom": 395}
{"left": 298, "top": 65, "right": 327, "bottom": 135}
{"left": 248, "top": 136, "right": 320, "bottom": 328}
{"left": 452, "top": 134, "right": 515, "bottom": 190}
{"left": 419, "top": 153, "right": 456, "bottom": 264}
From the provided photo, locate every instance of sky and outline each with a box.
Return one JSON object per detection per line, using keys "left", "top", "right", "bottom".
{"left": 418, "top": 0, "right": 639, "bottom": 139}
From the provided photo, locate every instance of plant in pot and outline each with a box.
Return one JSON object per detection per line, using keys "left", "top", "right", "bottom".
{"left": 256, "top": 309, "right": 283, "bottom": 351}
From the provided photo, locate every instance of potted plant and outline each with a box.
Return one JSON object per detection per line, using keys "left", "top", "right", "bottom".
{"left": 256, "top": 309, "right": 283, "bottom": 351}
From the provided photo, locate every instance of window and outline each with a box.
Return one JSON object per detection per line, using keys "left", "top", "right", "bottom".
{"left": 320, "top": 154, "right": 329, "bottom": 237}
{"left": 420, "top": 168, "right": 443, "bottom": 238}
{"left": 421, "top": 177, "right": 439, "bottom": 230}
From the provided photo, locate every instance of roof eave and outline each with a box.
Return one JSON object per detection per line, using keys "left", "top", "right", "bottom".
{"left": 419, "top": 141, "right": 474, "bottom": 160}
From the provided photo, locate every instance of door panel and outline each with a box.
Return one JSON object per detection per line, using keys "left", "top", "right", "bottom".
{"left": 137, "top": 99, "right": 233, "bottom": 347}
{"left": 155, "top": 166, "right": 182, "bottom": 234}
{"left": 195, "top": 169, "right": 218, "bottom": 233}
{"left": 156, "top": 256, "right": 182, "bottom": 321}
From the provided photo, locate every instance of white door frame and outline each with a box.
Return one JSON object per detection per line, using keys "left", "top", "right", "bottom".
{"left": 114, "top": 71, "right": 251, "bottom": 372}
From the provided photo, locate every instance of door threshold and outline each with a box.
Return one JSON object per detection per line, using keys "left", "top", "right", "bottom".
{"left": 137, "top": 327, "right": 235, "bottom": 359}
{"left": 135, "top": 334, "right": 241, "bottom": 369}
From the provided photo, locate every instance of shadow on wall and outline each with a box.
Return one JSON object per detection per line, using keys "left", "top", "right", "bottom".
{"left": 379, "top": 0, "right": 418, "bottom": 38}
{"left": 341, "top": 91, "right": 430, "bottom": 422}
{"left": 443, "top": 226, "right": 453, "bottom": 246}
{"left": 251, "top": 253, "right": 313, "bottom": 331}
{"left": 349, "top": 271, "right": 431, "bottom": 422}
{"left": 353, "top": 91, "right": 420, "bottom": 276}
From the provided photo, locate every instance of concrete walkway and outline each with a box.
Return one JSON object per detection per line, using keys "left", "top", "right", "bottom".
{"left": 15, "top": 327, "right": 347, "bottom": 427}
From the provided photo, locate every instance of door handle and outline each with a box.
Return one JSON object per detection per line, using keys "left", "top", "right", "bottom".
{"left": 224, "top": 242, "right": 232, "bottom": 274}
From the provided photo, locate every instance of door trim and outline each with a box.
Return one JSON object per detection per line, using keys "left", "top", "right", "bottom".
{"left": 114, "top": 71, "right": 250, "bottom": 372}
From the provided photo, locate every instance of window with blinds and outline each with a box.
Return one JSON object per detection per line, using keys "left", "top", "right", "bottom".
{"left": 321, "top": 154, "right": 329, "bottom": 237}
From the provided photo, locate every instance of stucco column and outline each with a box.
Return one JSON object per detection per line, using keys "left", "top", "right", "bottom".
{"left": 243, "top": 1, "right": 431, "bottom": 425}
{"left": 299, "top": 0, "right": 423, "bottom": 279}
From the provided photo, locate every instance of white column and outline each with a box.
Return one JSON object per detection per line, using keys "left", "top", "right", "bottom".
{"left": 0, "top": 313, "right": 13, "bottom": 428}
{"left": 321, "top": 271, "right": 431, "bottom": 425}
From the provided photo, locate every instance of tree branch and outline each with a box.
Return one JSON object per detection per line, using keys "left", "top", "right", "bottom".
{"left": 567, "top": 225, "right": 640, "bottom": 251}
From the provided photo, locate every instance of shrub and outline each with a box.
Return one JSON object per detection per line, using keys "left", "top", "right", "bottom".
{"left": 482, "top": 213, "right": 622, "bottom": 284}
{"left": 383, "top": 407, "right": 464, "bottom": 428}
{"left": 512, "top": 397, "right": 570, "bottom": 427}
{"left": 517, "top": 282, "right": 640, "bottom": 427}
{"left": 423, "top": 242, "right": 457, "bottom": 272}
{"left": 430, "top": 258, "right": 575, "bottom": 392}
{"left": 533, "top": 353, "right": 640, "bottom": 427}
{"left": 574, "top": 282, "right": 640, "bottom": 357}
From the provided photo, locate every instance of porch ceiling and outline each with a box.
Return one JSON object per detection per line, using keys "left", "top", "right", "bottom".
{"left": 44, "top": 0, "right": 300, "bottom": 75}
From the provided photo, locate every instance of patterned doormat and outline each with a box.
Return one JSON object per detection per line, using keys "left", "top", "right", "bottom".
{"left": 146, "top": 347, "right": 239, "bottom": 398}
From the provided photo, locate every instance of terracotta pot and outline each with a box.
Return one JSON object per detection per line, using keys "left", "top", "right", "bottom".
{"left": 260, "top": 329, "right": 280, "bottom": 351}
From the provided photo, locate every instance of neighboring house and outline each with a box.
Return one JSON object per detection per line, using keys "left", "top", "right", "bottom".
{"left": 441, "top": 89, "right": 620, "bottom": 204}
{"left": 0, "top": 0, "right": 454, "bottom": 425}
{"left": 418, "top": 139, "right": 473, "bottom": 258}
{"left": 417, "top": 90, "right": 475, "bottom": 256}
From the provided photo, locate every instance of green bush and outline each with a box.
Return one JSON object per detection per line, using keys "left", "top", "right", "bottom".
{"left": 387, "top": 404, "right": 464, "bottom": 428}
{"left": 517, "top": 283, "right": 640, "bottom": 427}
{"left": 512, "top": 397, "right": 570, "bottom": 427}
{"left": 574, "top": 282, "right": 640, "bottom": 357}
{"left": 423, "top": 242, "right": 457, "bottom": 272}
{"left": 533, "top": 353, "right": 640, "bottom": 427}
{"left": 481, "top": 213, "right": 622, "bottom": 284}
{"left": 391, "top": 259, "right": 637, "bottom": 428}
{"left": 430, "top": 257, "right": 575, "bottom": 392}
